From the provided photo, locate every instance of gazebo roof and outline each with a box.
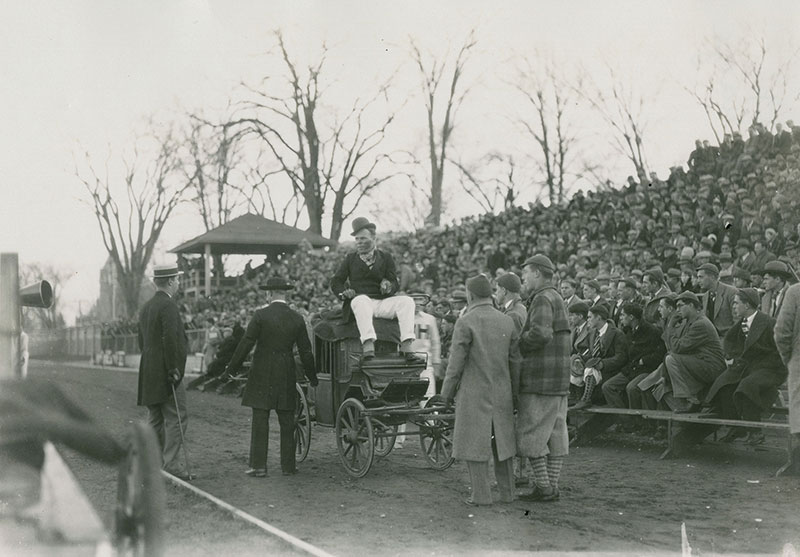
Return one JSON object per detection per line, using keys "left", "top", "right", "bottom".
{"left": 170, "top": 213, "right": 336, "bottom": 255}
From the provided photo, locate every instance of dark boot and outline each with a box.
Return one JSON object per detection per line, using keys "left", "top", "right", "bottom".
{"left": 571, "top": 376, "right": 596, "bottom": 411}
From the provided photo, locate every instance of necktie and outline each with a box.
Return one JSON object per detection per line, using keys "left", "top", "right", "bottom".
{"left": 706, "top": 292, "right": 716, "bottom": 321}
{"left": 771, "top": 295, "right": 778, "bottom": 317}
{"left": 741, "top": 319, "right": 749, "bottom": 336}
{"left": 591, "top": 333, "right": 602, "bottom": 359}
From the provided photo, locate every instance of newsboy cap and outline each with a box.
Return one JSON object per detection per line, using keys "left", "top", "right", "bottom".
{"left": 466, "top": 274, "right": 493, "bottom": 298}
{"left": 588, "top": 303, "right": 610, "bottom": 320}
{"left": 737, "top": 287, "right": 761, "bottom": 309}
{"left": 496, "top": 272, "right": 522, "bottom": 293}
{"left": 697, "top": 263, "right": 720, "bottom": 277}
{"left": 676, "top": 291, "right": 702, "bottom": 308}
{"left": 568, "top": 301, "right": 590, "bottom": 317}
{"left": 522, "top": 254, "right": 555, "bottom": 274}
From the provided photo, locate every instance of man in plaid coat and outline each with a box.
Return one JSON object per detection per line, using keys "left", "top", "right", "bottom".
{"left": 516, "top": 254, "right": 571, "bottom": 502}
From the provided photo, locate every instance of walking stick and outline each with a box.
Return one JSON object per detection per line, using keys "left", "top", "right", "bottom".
{"left": 171, "top": 382, "right": 195, "bottom": 480}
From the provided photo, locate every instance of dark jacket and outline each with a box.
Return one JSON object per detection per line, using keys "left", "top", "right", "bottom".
{"left": 584, "top": 321, "right": 629, "bottom": 381}
{"left": 701, "top": 281, "right": 738, "bottom": 337}
{"left": 330, "top": 249, "right": 399, "bottom": 322}
{"left": 502, "top": 298, "right": 528, "bottom": 335}
{"left": 620, "top": 321, "right": 666, "bottom": 378}
{"left": 227, "top": 302, "right": 316, "bottom": 411}
{"left": 137, "top": 291, "right": 187, "bottom": 406}
{"left": 705, "top": 311, "right": 787, "bottom": 409}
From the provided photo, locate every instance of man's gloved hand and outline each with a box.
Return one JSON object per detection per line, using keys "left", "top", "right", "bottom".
{"left": 380, "top": 279, "right": 392, "bottom": 294}
{"left": 341, "top": 289, "right": 357, "bottom": 299}
{"left": 442, "top": 397, "right": 454, "bottom": 412}
{"left": 168, "top": 368, "right": 182, "bottom": 385}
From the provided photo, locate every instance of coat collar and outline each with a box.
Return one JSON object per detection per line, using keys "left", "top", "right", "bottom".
{"left": 742, "top": 310, "right": 769, "bottom": 352}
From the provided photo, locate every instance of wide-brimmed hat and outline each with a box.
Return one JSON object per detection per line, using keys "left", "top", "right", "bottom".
{"left": 259, "top": 277, "right": 294, "bottom": 291}
{"left": 152, "top": 264, "right": 183, "bottom": 279}
{"left": 350, "top": 217, "right": 377, "bottom": 236}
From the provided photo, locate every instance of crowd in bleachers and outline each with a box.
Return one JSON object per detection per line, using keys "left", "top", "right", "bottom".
{"left": 109, "top": 121, "right": 800, "bottom": 431}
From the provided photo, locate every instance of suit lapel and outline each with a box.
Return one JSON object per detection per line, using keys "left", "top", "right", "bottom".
{"left": 714, "top": 285, "right": 723, "bottom": 319}
{"left": 743, "top": 312, "right": 767, "bottom": 352}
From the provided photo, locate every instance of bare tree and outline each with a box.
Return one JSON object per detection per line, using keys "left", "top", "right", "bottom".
{"left": 451, "top": 152, "right": 522, "bottom": 213}
{"left": 511, "top": 57, "right": 580, "bottom": 205}
{"left": 410, "top": 30, "right": 477, "bottom": 227}
{"left": 688, "top": 36, "right": 799, "bottom": 140}
{"left": 19, "top": 262, "right": 70, "bottom": 329}
{"left": 181, "top": 112, "right": 247, "bottom": 274}
{"left": 237, "top": 31, "right": 398, "bottom": 241}
{"left": 76, "top": 127, "right": 190, "bottom": 318}
{"left": 576, "top": 67, "right": 651, "bottom": 180}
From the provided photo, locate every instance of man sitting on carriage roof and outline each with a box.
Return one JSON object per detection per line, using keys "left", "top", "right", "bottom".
{"left": 330, "top": 217, "right": 425, "bottom": 364}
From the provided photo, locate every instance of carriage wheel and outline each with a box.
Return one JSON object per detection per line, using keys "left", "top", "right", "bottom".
{"left": 419, "top": 397, "right": 455, "bottom": 471}
{"left": 373, "top": 419, "right": 397, "bottom": 458}
{"left": 114, "top": 421, "right": 166, "bottom": 557}
{"left": 295, "top": 383, "right": 311, "bottom": 463}
{"left": 335, "top": 398, "right": 375, "bottom": 478}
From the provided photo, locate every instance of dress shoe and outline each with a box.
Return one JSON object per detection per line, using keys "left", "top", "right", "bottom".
{"left": 745, "top": 431, "right": 765, "bottom": 446}
{"left": 403, "top": 352, "right": 426, "bottom": 365}
{"left": 464, "top": 497, "right": 490, "bottom": 506}
{"left": 245, "top": 468, "right": 267, "bottom": 478}
{"left": 514, "top": 477, "right": 530, "bottom": 488}
{"left": 570, "top": 399, "right": 592, "bottom": 411}
{"left": 720, "top": 427, "right": 748, "bottom": 443}
{"left": 519, "top": 485, "right": 559, "bottom": 502}
{"left": 282, "top": 468, "right": 298, "bottom": 476}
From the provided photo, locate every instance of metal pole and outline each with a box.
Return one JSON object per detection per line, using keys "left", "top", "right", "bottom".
{"left": 204, "top": 244, "right": 211, "bottom": 297}
{"left": 0, "top": 253, "right": 20, "bottom": 379}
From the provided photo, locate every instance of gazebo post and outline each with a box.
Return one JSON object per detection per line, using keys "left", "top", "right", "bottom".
{"left": 204, "top": 243, "right": 212, "bottom": 297}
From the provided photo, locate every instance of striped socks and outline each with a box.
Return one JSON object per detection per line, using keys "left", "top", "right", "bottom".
{"left": 547, "top": 456, "right": 564, "bottom": 490}
{"left": 530, "top": 456, "right": 550, "bottom": 489}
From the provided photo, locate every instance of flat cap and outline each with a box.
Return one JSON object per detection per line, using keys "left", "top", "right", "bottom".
{"left": 676, "top": 291, "right": 702, "bottom": 308}
{"left": 588, "top": 303, "right": 610, "bottom": 320}
{"left": 584, "top": 280, "right": 601, "bottom": 292}
{"left": 496, "top": 272, "right": 522, "bottom": 293}
{"left": 568, "top": 301, "right": 590, "bottom": 316}
{"left": 737, "top": 287, "right": 761, "bottom": 309}
{"left": 522, "top": 254, "right": 555, "bottom": 274}
{"left": 697, "top": 263, "right": 720, "bottom": 277}
{"left": 466, "top": 275, "right": 493, "bottom": 298}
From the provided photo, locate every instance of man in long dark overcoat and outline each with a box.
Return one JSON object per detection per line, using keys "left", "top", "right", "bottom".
{"left": 706, "top": 288, "right": 787, "bottom": 444}
{"left": 226, "top": 278, "right": 317, "bottom": 477}
{"left": 137, "top": 263, "right": 189, "bottom": 478}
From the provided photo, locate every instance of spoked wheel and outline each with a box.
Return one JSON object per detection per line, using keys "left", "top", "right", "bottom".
{"left": 114, "top": 421, "right": 166, "bottom": 557}
{"left": 419, "top": 396, "right": 455, "bottom": 471}
{"left": 294, "top": 383, "right": 311, "bottom": 463}
{"left": 373, "top": 419, "right": 398, "bottom": 458}
{"left": 335, "top": 398, "right": 375, "bottom": 478}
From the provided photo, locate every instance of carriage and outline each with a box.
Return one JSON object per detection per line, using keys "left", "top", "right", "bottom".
{"left": 292, "top": 316, "right": 455, "bottom": 478}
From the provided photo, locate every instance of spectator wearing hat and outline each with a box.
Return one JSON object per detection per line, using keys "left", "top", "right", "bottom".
{"left": 661, "top": 245, "right": 679, "bottom": 273}
{"left": 697, "top": 263, "right": 738, "bottom": 337}
{"left": 582, "top": 280, "right": 604, "bottom": 308}
{"left": 664, "top": 292, "right": 726, "bottom": 413}
{"left": 567, "top": 301, "right": 594, "bottom": 404}
{"left": 516, "top": 254, "right": 571, "bottom": 502}
{"left": 666, "top": 268, "right": 682, "bottom": 293}
{"left": 735, "top": 239, "right": 757, "bottom": 272}
{"left": 761, "top": 260, "right": 794, "bottom": 318}
{"left": 603, "top": 303, "right": 666, "bottom": 412}
{"left": 732, "top": 266, "right": 752, "bottom": 288}
{"left": 572, "top": 303, "right": 629, "bottom": 410}
{"left": 330, "top": 217, "right": 422, "bottom": 363}
{"left": 752, "top": 238, "right": 777, "bottom": 272}
{"left": 705, "top": 288, "right": 787, "bottom": 445}
{"left": 137, "top": 263, "right": 190, "bottom": 479}
{"left": 440, "top": 275, "right": 521, "bottom": 505}
{"left": 496, "top": 273, "right": 527, "bottom": 335}
{"left": 642, "top": 268, "right": 672, "bottom": 324}
{"left": 611, "top": 277, "right": 641, "bottom": 326}
{"left": 226, "top": 277, "right": 318, "bottom": 477}
{"left": 774, "top": 282, "right": 800, "bottom": 474}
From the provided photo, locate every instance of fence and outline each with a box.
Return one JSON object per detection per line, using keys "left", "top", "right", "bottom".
{"left": 28, "top": 325, "right": 207, "bottom": 359}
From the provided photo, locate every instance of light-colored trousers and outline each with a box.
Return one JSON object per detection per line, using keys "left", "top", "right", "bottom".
{"left": 351, "top": 295, "right": 416, "bottom": 344}
{"left": 147, "top": 380, "right": 188, "bottom": 475}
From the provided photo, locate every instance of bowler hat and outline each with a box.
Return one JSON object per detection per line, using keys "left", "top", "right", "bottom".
{"left": 496, "top": 272, "right": 522, "bottom": 293}
{"left": 763, "top": 260, "right": 792, "bottom": 280}
{"left": 522, "top": 254, "right": 555, "bottom": 274}
{"left": 259, "top": 277, "right": 294, "bottom": 291}
{"left": 350, "top": 217, "right": 377, "bottom": 236}
{"left": 676, "top": 291, "right": 702, "bottom": 308}
{"left": 152, "top": 264, "right": 183, "bottom": 279}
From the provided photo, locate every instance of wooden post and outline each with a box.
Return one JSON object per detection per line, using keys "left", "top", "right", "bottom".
{"left": 0, "top": 253, "right": 20, "bottom": 379}
{"left": 204, "top": 244, "right": 211, "bottom": 297}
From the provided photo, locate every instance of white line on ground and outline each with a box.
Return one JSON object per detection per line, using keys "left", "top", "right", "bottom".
{"left": 162, "top": 471, "right": 336, "bottom": 557}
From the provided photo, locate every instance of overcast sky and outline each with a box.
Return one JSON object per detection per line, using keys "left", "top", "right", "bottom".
{"left": 1, "top": 0, "right": 798, "bottom": 325}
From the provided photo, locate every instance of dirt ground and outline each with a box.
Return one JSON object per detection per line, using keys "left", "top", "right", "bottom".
{"left": 27, "top": 361, "right": 800, "bottom": 556}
